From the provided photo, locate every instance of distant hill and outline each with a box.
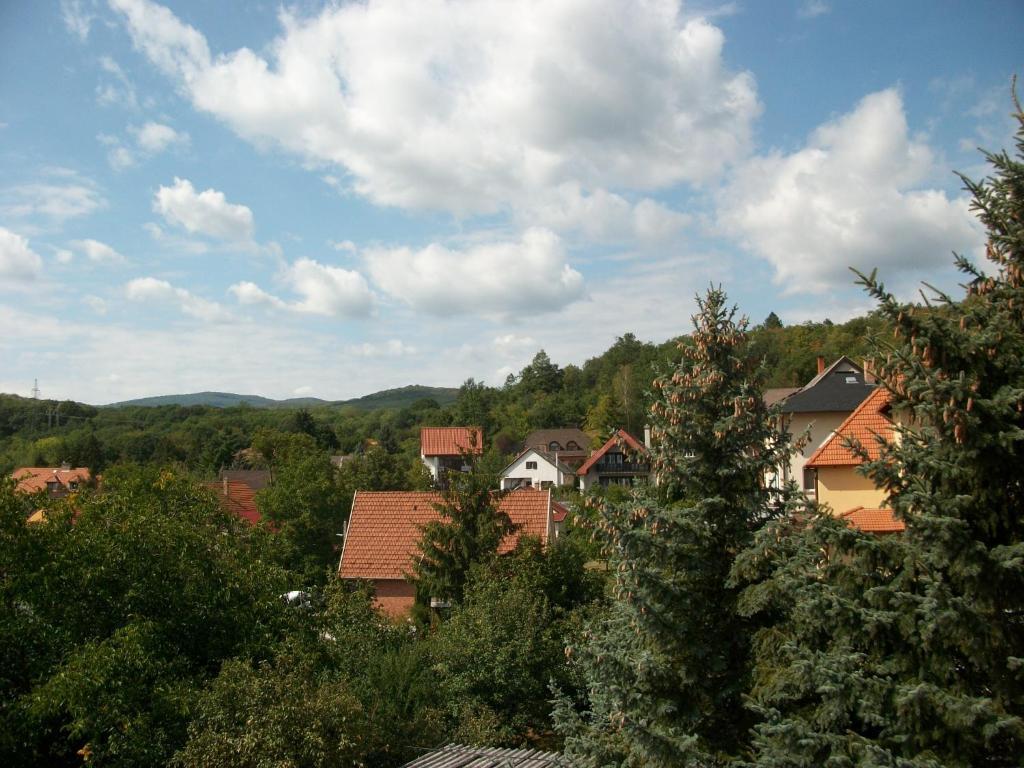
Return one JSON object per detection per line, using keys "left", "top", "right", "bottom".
{"left": 104, "top": 385, "right": 458, "bottom": 411}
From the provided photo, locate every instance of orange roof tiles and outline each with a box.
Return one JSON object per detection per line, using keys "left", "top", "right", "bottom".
{"left": 577, "top": 429, "right": 648, "bottom": 476}
{"left": 841, "top": 506, "right": 906, "bottom": 533}
{"left": 13, "top": 467, "right": 91, "bottom": 494}
{"left": 806, "top": 387, "right": 894, "bottom": 468}
{"left": 339, "top": 488, "right": 552, "bottom": 581}
{"left": 420, "top": 427, "right": 483, "bottom": 457}
{"left": 206, "top": 479, "right": 262, "bottom": 525}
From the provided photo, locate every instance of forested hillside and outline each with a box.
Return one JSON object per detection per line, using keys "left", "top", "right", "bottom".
{"left": 0, "top": 311, "right": 887, "bottom": 476}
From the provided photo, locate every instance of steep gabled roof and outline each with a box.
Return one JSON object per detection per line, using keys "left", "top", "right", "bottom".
{"left": 577, "top": 429, "right": 648, "bottom": 476}
{"left": 420, "top": 427, "right": 483, "bottom": 456}
{"left": 13, "top": 467, "right": 91, "bottom": 494}
{"left": 402, "top": 743, "right": 573, "bottom": 768}
{"left": 842, "top": 506, "right": 905, "bottom": 533}
{"left": 806, "top": 386, "right": 894, "bottom": 468}
{"left": 500, "top": 446, "right": 575, "bottom": 477}
{"left": 781, "top": 356, "right": 875, "bottom": 413}
{"left": 339, "top": 488, "right": 552, "bottom": 581}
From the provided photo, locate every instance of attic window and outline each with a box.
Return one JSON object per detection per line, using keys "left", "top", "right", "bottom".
{"left": 526, "top": 461, "right": 538, "bottom": 470}
{"left": 845, "top": 376, "right": 858, "bottom": 384}
{"left": 566, "top": 441, "right": 580, "bottom": 450}
{"left": 548, "top": 441, "right": 561, "bottom": 451}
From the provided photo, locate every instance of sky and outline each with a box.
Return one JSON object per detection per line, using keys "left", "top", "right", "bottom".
{"left": 0, "top": 0, "right": 1020, "bottom": 404}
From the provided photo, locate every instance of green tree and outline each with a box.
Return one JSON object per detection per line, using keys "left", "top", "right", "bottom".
{"left": 412, "top": 454, "right": 513, "bottom": 606}
{"left": 737, "top": 91, "right": 1024, "bottom": 768}
{"left": 556, "top": 288, "right": 799, "bottom": 767}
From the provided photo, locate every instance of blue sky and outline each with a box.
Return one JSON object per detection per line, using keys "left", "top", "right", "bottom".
{"left": 0, "top": 0, "right": 1019, "bottom": 404}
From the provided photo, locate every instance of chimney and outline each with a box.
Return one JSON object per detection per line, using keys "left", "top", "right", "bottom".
{"left": 644, "top": 424, "right": 652, "bottom": 448}
{"left": 816, "top": 356, "right": 825, "bottom": 374}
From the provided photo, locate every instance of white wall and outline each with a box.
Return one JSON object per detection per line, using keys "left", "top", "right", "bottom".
{"left": 500, "top": 449, "right": 567, "bottom": 490}
{"left": 784, "top": 411, "right": 848, "bottom": 496}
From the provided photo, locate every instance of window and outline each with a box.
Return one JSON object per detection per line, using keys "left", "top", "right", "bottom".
{"left": 566, "top": 441, "right": 580, "bottom": 450}
{"left": 548, "top": 441, "right": 561, "bottom": 451}
{"left": 802, "top": 466, "right": 816, "bottom": 491}
{"left": 540, "top": 481, "right": 553, "bottom": 490}
{"left": 526, "top": 461, "right": 538, "bottom": 470}
{"left": 606, "top": 452, "right": 623, "bottom": 465}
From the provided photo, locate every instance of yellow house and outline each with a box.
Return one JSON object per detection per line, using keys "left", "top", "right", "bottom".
{"left": 771, "top": 356, "right": 877, "bottom": 499}
{"left": 804, "top": 386, "right": 904, "bottom": 533}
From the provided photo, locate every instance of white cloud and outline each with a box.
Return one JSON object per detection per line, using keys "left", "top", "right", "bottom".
{"left": 61, "top": 0, "right": 95, "bottom": 41}
{"left": 0, "top": 172, "right": 106, "bottom": 227}
{"left": 83, "top": 295, "right": 108, "bottom": 315}
{"left": 134, "top": 121, "right": 188, "bottom": 152}
{"left": 71, "top": 238, "right": 126, "bottom": 264}
{"left": 153, "top": 177, "right": 254, "bottom": 243}
{"left": 55, "top": 248, "right": 74, "bottom": 264}
{"left": 343, "top": 339, "right": 418, "bottom": 357}
{"left": 797, "top": 0, "right": 830, "bottom": 18}
{"left": 230, "top": 259, "right": 376, "bottom": 318}
{"left": 718, "top": 89, "right": 983, "bottom": 294}
{"left": 125, "top": 276, "right": 230, "bottom": 321}
{"left": 96, "top": 56, "right": 138, "bottom": 109}
{"left": 329, "top": 239, "right": 357, "bottom": 253}
{"left": 521, "top": 183, "right": 690, "bottom": 243}
{"left": 365, "top": 228, "right": 584, "bottom": 316}
{"left": 111, "top": 0, "right": 760, "bottom": 215}
{"left": 0, "top": 227, "right": 43, "bottom": 282}
{"left": 293, "top": 385, "right": 314, "bottom": 396}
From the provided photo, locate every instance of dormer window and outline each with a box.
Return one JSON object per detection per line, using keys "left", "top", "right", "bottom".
{"left": 548, "top": 441, "right": 561, "bottom": 451}
{"left": 566, "top": 441, "right": 579, "bottom": 450}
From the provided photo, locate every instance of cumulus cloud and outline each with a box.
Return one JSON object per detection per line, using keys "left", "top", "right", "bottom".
{"left": 230, "top": 259, "right": 375, "bottom": 318}
{"left": 365, "top": 228, "right": 584, "bottom": 316}
{"left": 153, "top": 177, "right": 254, "bottom": 243}
{"left": 521, "top": 183, "right": 690, "bottom": 243}
{"left": 343, "top": 339, "right": 417, "bottom": 357}
{"left": 718, "top": 89, "right": 983, "bottom": 294}
{"left": 125, "top": 276, "right": 229, "bottom": 321}
{"left": 134, "top": 121, "right": 188, "bottom": 152}
{"left": 71, "top": 238, "right": 126, "bottom": 264}
{"left": 111, "top": 0, "right": 759, "bottom": 214}
{"left": 0, "top": 227, "right": 43, "bottom": 282}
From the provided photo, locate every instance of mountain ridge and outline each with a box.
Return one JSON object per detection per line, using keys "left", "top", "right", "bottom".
{"left": 102, "top": 385, "right": 459, "bottom": 411}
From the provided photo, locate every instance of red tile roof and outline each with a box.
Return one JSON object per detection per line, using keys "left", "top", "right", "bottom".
{"left": 551, "top": 500, "right": 569, "bottom": 523}
{"left": 420, "top": 427, "right": 483, "bottom": 457}
{"left": 577, "top": 429, "right": 648, "bottom": 476}
{"left": 13, "top": 467, "right": 91, "bottom": 494}
{"left": 805, "top": 387, "right": 894, "bottom": 468}
{"left": 841, "top": 506, "right": 905, "bottom": 533}
{"left": 339, "top": 488, "right": 552, "bottom": 580}
{"left": 206, "top": 479, "right": 261, "bottom": 525}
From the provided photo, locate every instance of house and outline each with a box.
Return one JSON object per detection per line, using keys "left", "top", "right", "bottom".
{"left": 420, "top": 426, "right": 483, "bottom": 485}
{"left": 402, "top": 744, "right": 573, "bottom": 767}
{"left": 206, "top": 477, "right": 262, "bottom": 525}
{"left": 521, "top": 428, "right": 592, "bottom": 469}
{"left": 338, "top": 488, "right": 561, "bottom": 617}
{"left": 804, "top": 386, "right": 904, "bottom": 534}
{"left": 577, "top": 429, "right": 650, "bottom": 491}
{"left": 13, "top": 466, "right": 91, "bottom": 499}
{"left": 775, "top": 356, "right": 877, "bottom": 499}
{"left": 500, "top": 447, "right": 576, "bottom": 490}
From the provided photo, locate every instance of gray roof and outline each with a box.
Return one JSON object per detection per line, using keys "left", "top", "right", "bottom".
{"left": 522, "top": 428, "right": 592, "bottom": 454}
{"left": 780, "top": 356, "right": 875, "bottom": 414}
{"left": 402, "top": 744, "right": 573, "bottom": 768}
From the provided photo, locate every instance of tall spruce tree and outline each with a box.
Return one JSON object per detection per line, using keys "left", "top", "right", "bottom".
{"left": 412, "top": 451, "right": 514, "bottom": 606}
{"left": 555, "top": 288, "right": 801, "bottom": 767}
{"left": 736, "top": 91, "right": 1024, "bottom": 767}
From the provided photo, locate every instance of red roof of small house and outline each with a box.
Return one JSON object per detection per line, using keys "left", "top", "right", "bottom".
{"left": 206, "top": 479, "right": 262, "bottom": 525}
{"left": 420, "top": 427, "right": 483, "bottom": 457}
{"left": 551, "top": 500, "right": 569, "bottom": 523}
{"left": 841, "top": 506, "right": 905, "bottom": 533}
{"left": 806, "top": 387, "right": 894, "bottom": 468}
{"left": 338, "top": 488, "right": 553, "bottom": 581}
{"left": 13, "top": 467, "right": 91, "bottom": 494}
{"left": 577, "top": 429, "right": 648, "bottom": 476}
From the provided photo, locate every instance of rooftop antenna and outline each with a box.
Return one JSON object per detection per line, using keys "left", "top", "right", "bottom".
{"left": 31, "top": 379, "right": 40, "bottom": 399}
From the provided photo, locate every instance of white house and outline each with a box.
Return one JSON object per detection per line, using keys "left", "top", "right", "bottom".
{"left": 500, "top": 448, "right": 575, "bottom": 490}
{"left": 420, "top": 426, "right": 482, "bottom": 485}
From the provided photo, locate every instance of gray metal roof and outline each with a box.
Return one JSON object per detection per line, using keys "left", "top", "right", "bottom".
{"left": 402, "top": 744, "right": 573, "bottom": 768}
{"left": 779, "top": 356, "right": 875, "bottom": 413}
